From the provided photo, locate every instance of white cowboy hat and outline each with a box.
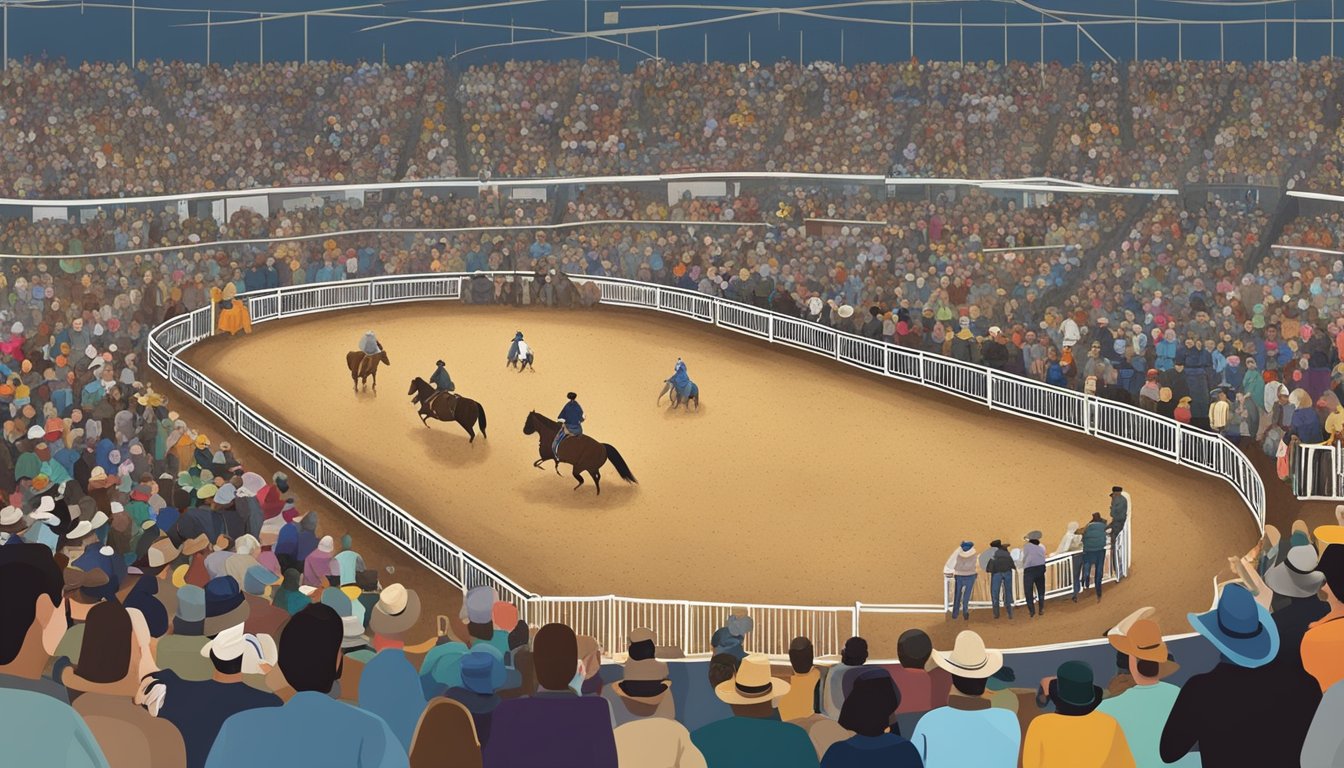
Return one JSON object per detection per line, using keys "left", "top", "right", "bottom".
{"left": 931, "top": 630, "right": 1003, "bottom": 679}
{"left": 714, "top": 653, "right": 790, "bottom": 706}
{"left": 837, "top": 305, "right": 855, "bottom": 319}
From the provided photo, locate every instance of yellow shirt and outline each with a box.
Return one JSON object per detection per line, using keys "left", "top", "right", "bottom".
{"left": 777, "top": 667, "right": 820, "bottom": 721}
{"left": 1022, "top": 711, "right": 1135, "bottom": 768}
{"left": 1302, "top": 608, "right": 1344, "bottom": 692}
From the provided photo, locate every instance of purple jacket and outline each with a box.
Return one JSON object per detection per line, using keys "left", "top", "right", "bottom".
{"left": 483, "top": 691, "right": 617, "bottom": 768}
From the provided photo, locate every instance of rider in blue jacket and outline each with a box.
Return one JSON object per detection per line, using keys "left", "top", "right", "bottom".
{"left": 555, "top": 392, "right": 584, "bottom": 456}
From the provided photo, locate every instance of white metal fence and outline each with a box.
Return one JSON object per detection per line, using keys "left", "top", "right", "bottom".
{"left": 1292, "top": 442, "right": 1344, "bottom": 500}
{"left": 148, "top": 272, "right": 1266, "bottom": 657}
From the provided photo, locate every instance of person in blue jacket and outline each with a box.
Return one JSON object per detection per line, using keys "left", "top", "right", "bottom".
{"left": 554, "top": 392, "right": 584, "bottom": 457}
{"left": 668, "top": 358, "right": 692, "bottom": 401}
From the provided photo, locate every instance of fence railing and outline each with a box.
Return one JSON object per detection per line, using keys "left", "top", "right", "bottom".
{"left": 148, "top": 271, "right": 1265, "bottom": 657}
{"left": 1292, "top": 442, "right": 1344, "bottom": 500}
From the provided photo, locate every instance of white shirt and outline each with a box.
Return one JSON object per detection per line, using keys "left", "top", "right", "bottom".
{"left": 517, "top": 340, "right": 532, "bottom": 358}
{"left": 614, "top": 717, "right": 706, "bottom": 768}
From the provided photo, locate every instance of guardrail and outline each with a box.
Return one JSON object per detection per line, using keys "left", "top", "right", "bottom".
{"left": 1292, "top": 442, "right": 1344, "bottom": 500}
{"left": 148, "top": 271, "right": 1265, "bottom": 657}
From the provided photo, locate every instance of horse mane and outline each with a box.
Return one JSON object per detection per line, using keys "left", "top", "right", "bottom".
{"left": 529, "top": 411, "right": 558, "bottom": 429}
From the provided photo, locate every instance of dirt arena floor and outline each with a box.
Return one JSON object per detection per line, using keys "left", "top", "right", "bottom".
{"left": 178, "top": 303, "right": 1277, "bottom": 649}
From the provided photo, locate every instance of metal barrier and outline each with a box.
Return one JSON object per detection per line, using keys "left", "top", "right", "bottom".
{"left": 1293, "top": 443, "right": 1344, "bottom": 500}
{"left": 149, "top": 271, "right": 1267, "bottom": 656}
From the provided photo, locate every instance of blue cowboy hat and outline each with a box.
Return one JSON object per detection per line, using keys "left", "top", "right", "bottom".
{"left": 1188, "top": 583, "right": 1279, "bottom": 668}
{"left": 513, "top": 331, "right": 524, "bottom": 340}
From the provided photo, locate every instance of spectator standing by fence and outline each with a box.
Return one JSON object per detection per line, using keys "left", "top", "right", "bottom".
{"left": 1021, "top": 531, "right": 1047, "bottom": 617}
{"left": 945, "top": 542, "right": 978, "bottom": 620}
{"left": 985, "top": 540, "right": 1016, "bottom": 620}
{"left": 1108, "top": 488, "right": 1128, "bottom": 582}
{"left": 1072, "top": 514, "right": 1108, "bottom": 602}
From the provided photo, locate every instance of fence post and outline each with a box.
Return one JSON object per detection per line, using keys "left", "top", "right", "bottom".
{"left": 986, "top": 371, "right": 996, "bottom": 410}
{"left": 852, "top": 602, "right": 861, "bottom": 638}
{"left": 681, "top": 602, "right": 692, "bottom": 655}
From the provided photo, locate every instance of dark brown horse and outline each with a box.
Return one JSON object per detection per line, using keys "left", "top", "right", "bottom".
{"left": 409, "top": 377, "right": 488, "bottom": 443}
{"left": 523, "top": 411, "right": 636, "bottom": 494}
{"left": 347, "top": 347, "right": 390, "bottom": 392}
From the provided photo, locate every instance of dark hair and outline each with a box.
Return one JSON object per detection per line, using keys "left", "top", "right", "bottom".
{"left": 788, "top": 636, "right": 814, "bottom": 674}
{"left": 278, "top": 604, "right": 343, "bottom": 693}
{"left": 708, "top": 653, "right": 740, "bottom": 687}
{"left": 507, "top": 620, "right": 530, "bottom": 651}
{"left": 1135, "top": 659, "right": 1161, "bottom": 678}
{"left": 838, "top": 669, "right": 901, "bottom": 737}
{"left": 1319, "top": 544, "right": 1344, "bottom": 599}
{"left": 355, "top": 570, "right": 378, "bottom": 591}
{"left": 468, "top": 621, "right": 494, "bottom": 642}
{"left": 76, "top": 600, "right": 133, "bottom": 684}
{"left": 533, "top": 623, "right": 579, "bottom": 691}
{"left": 896, "top": 629, "right": 933, "bottom": 669}
{"left": 951, "top": 674, "right": 987, "bottom": 696}
{"left": 0, "top": 545, "right": 64, "bottom": 665}
{"left": 210, "top": 650, "right": 243, "bottom": 676}
{"left": 628, "top": 639, "right": 656, "bottom": 662}
{"left": 566, "top": 392, "right": 577, "bottom": 400}
{"left": 841, "top": 636, "right": 869, "bottom": 667}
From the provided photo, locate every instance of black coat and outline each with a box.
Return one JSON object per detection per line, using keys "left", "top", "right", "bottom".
{"left": 1161, "top": 660, "right": 1321, "bottom": 767}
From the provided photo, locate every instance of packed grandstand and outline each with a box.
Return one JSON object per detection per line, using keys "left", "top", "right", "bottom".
{"left": 3, "top": 14, "right": 1344, "bottom": 768}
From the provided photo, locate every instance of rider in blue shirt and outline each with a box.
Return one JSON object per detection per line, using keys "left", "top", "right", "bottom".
{"left": 430, "top": 361, "right": 454, "bottom": 393}
{"left": 555, "top": 392, "right": 584, "bottom": 456}
{"left": 669, "top": 358, "right": 691, "bottom": 399}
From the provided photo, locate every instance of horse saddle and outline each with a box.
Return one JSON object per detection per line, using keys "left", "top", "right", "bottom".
{"left": 426, "top": 390, "right": 459, "bottom": 417}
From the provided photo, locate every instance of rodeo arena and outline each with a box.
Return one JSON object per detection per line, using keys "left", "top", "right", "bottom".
{"left": 10, "top": 2, "right": 1344, "bottom": 768}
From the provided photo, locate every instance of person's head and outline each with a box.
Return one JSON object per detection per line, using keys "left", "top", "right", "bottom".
{"left": 896, "top": 629, "right": 933, "bottom": 670}
{"left": 951, "top": 673, "right": 988, "bottom": 696}
{"left": 0, "top": 544, "right": 66, "bottom": 667}
{"left": 1318, "top": 544, "right": 1344, "bottom": 607}
{"left": 566, "top": 392, "right": 577, "bottom": 401}
{"left": 707, "top": 652, "right": 740, "bottom": 687}
{"left": 533, "top": 622, "right": 580, "bottom": 691}
{"left": 74, "top": 599, "right": 133, "bottom": 684}
{"left": 788, "top": 636, "right": 813, "bottom": 674}
{"left": 1110, "top": 486, "right": 1123, "bottom": 497}
{"left": 627, "top": 628, "right": 656, "bottom": 661}
{"left": 838, "top": 667, "right": 901, "bottom": 737}
{"left": 277, "top": 604, "right": 343, "bottom": 694}
{"left": 507, "top": 620, "right": 530, "bottom": 652}
{"left": 841, "top": 636, "right": 869, "bottom": 667}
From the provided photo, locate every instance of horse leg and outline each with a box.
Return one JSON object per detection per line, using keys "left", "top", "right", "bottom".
{"left": 591, "top": 468, "right": 601, "bottom": 495}
{"left": 372, "top": 368, "right": 377, "bottom": 391}
{"left": 421, "top": 412, "right": 431, "bottom": 428}
{"left": 462, "top": 417, "right": 475, "bottom": 444}
{"left": 572, "top": 466, "right": 585, "bottom": 491}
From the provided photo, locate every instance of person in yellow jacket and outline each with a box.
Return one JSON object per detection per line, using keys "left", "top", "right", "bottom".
{"left": 211, "top": 283, "right": 253, "bottom": 336}
{"left": 1023, "top": 661, "right": 1134, "bottom": 768}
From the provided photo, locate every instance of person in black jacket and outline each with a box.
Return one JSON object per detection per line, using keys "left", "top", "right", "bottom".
{"left": 985, "top": 539, "right": 1016, "bottom": 620}
{"left": 860, "top": 306, "right": 884, "bottom": 341}
{"left": 981, "top": 327, "right": 1010, "bottom": 370}
{"left": 1161, "top": 583, "right": 1316, "bottom": 767}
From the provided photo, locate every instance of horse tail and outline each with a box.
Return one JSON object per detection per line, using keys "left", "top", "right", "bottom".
{"left": 477, "top": 402, "right": 488, "bottom": 434}
{"left": 604, "top": 444, "right": 637, "bottom": 484}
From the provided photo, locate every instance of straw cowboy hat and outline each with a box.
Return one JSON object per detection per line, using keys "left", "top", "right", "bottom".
{"left": 837, "top": 304, "right": 855, "bottom": 319}
{"left": 931, "top": 630, "right": 1003, "bottom": 679}
{"left": 715, "top": 653, "right": 790, "bottom": 706}
{"left": 1264, "top": 545, "right": 1326, "bottom": 599}
{"left": 369, "top": 583, "right": 421, "bottom": 636}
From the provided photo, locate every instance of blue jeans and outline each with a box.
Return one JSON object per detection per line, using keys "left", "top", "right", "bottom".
{"left": 552, "top": 424, "right": 582, "bottom": 457}
{"left": 952, "top": 574, "right": 976, "bottom": 618}
{"left": 990, "top": 571, "right": 1013, "bottom": 618}
{"left": 1073, "top": 551, "right": 1105, "bottom": 598}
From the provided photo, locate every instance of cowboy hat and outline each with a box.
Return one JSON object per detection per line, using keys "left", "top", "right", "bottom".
{"left": 931, "top": 630, "right": 1003, "bottom": 679}
{"left": 200, "top": 623, "right": 277, "bottom": 675}
{"left": 369, "top": 583, "right": 421, "bottom": 636}
{"left": 460, "top": 651, "right": 508, "bottom": 696}
{"left": 1189, "top": 583, "right": 1279, "bottom": 668}
{"left": 715, "top": 654, "right": 790, "bottom": 706}
{"left": 837, "top": 305, "right": 855, "bottom": 319}
{"left": 202, "top": 576, "right": 251, "bottom": 637}
{"left": 1108, "top": 618, "right": 1177, "bottom": 673}
{"left": 1265, "top": 545, "right": 1326, "bottom": 599}
{"left": 1023, "top": 530, "right": 1043, "bottom": 541}
{"left": 615, "top": 659, "right": 670, "bottom": 704}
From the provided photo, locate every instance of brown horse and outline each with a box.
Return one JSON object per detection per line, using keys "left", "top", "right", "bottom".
{"left": 409, "top": 377, "right": 488, "bottom": 443}
{"left": 346, "top": 347, "right": 390, "bottom": 392}
{"left": 522, "top": 411, "right": 636, "bottom": 494}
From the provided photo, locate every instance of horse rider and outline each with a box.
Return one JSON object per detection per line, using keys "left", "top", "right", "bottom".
{"left": 426, "top": 360, "right": 458, "bottom": 418}
{"left": 507, "top": 331, "right": 524, "bottom": 365}
{"left": 668, "top": 357, "right": 691, "bottom": 400}
{"left": 358, "top": 330, "right": 382, "bottom": 360}
{"left": 554, "top": 391, "right": 584, "bottom": 457}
